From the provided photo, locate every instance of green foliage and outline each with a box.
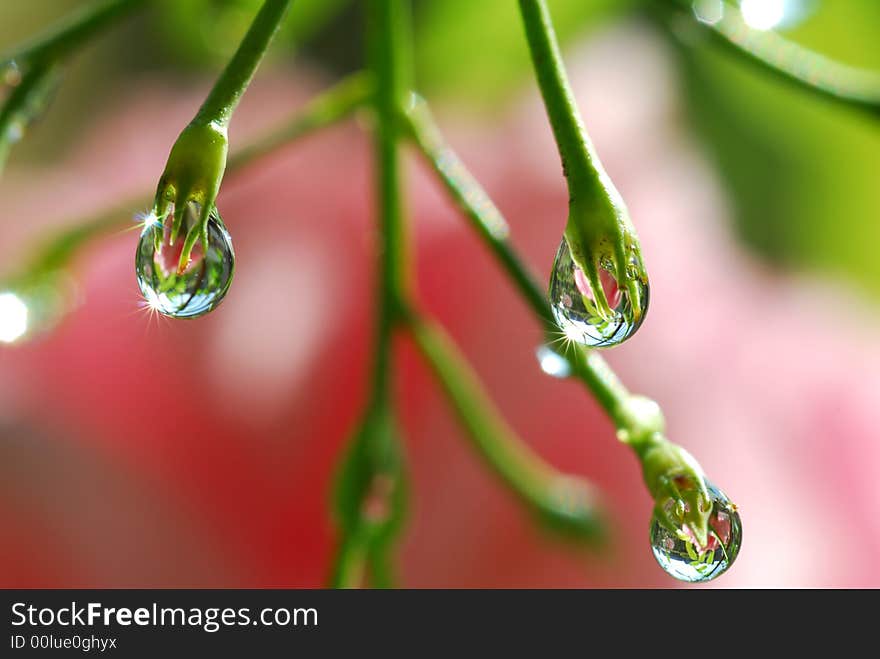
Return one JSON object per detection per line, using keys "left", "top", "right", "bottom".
{"left": 415, "top": 0, "right": 639, "bottom": 103}
{"left": 678, "top": 1, "right": 880, "bottom": 296}
{"left": 153, "top": 0, "right": 350, "bottom": 66}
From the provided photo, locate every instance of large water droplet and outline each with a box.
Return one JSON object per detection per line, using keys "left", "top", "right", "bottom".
{"left": 650, "top": 481, "right": 742, "bottom": 583}
{"left": 548, "top": 239, "right": 648, "bottom": 348}
{"left": 135, "top": 204, "right": 234, "bottom": 318}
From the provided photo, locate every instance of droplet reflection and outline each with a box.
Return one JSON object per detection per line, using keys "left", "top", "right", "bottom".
{"left": 548, "top": 239, "right": 649, "bottom": 348}
{"left": 135, "top": 203, "right": 234, "bottom": 319}
{"left": 650, "top": 481, "right": 742, "bottom": 583}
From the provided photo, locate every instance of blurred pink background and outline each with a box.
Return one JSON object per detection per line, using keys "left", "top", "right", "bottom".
{"left": 2, "top": 25, "right": 879, "bottom": 588}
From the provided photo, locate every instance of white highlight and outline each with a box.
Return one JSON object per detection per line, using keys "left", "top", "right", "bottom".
{"left": 138, "top": 211, "right": 160, "bottom": 228}
{"left": 740, "top": 0, "right": 786, "bottom": 30}
{"left": 0, "top": 292, "right": 29, "bottom": 343}
{"left": 536, "top": 345, "right": 571, "bottom": 379}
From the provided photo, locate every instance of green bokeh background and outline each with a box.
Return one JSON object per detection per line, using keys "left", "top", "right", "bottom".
{"left": 2, "top": 0, "right": 878, "bottom": 298}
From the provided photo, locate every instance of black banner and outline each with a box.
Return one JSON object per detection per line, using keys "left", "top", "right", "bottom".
{"left": 0, "top": 589, "right": 870, "bottom": 654}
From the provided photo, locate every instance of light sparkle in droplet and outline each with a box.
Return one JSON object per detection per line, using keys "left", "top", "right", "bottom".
{"left": 135, "top": 203, "right": 234, "bottom": 319}
{"left": 549, "top": 238, "right": 649, "bottom": 348}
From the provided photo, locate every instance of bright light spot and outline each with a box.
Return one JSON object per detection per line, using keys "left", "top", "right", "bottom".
{"left": 137, "top": 211, "right": 160, "bottom": 228}
{"left": 740, "top": 0, "right": 786, "bottom": 30}
{"left": 563, "top": 324, "right": 583, "bottom": 344}
{"left": 536, "top": 345, "right": 571, "bottom": 379}
{"left": 0, "top": 292, "right": 29, "bottom": 343}
{"left": 692, "top": 0, "right": 724, "bottom": 25}
{"left": 142, "top": 286, "right": 163, "bottom": 312}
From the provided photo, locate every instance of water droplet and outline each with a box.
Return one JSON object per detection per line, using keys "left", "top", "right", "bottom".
{"left": 692, "top": 0, "right": 725, "bottom": 26}
{"left": 548, "top": 239, "right": 648, "bottom": 348}
{"left": 135, "top": 204, "right": 234, "bottom": 318}
{"left": 0, "top": 291, "right": 29, "bottom": 343}
{"left": 6, "top": 120, "right": 24, "bottom": 144}
{"left": 3, "top": 61, "right": 22, "bottom": 87}
{"left": 535, "top": 344, "right": 571, "bottom": 378}
{"left": 0, "top": 274, "right": 73, "bottom": 345}
{"left": 650, "top": 481, "right": 742, "bottom": 583}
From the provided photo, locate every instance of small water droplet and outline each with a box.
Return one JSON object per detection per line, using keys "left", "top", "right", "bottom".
{"left": 6, "top": 120, "right": 24, "bottom": 144}
{"left": 3, "top": 61, "right": 22, "bottom": 87}
{"left": 135, "top": 203, "right": 234, "bottom": 318}
{"left": 535, "top": 344, "right": 571, "bottom": 378}
{"left": 549, "top": 239, "right": 648, "bottom": 348}
{"left": 692, "top": 0, "right": 724, "bottom": 25}
{"left": 650, "top": 481, "right": 742, "bottom": 583}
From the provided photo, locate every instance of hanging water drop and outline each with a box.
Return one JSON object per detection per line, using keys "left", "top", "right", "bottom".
{"left": 548, "top": 239, "right": 648, "bottom": 348}
{"left": 535, "top": 344, "right": 571, "bottom": 378}
{"left": 650, "top": 481, "right": 742, "bottom": 583}
{"left": 135, "top": 203, "right": 234, "bottom": 318}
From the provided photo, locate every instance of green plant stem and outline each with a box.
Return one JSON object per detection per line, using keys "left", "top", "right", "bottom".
{"left": 3, "top": 74, "right": 369, "bottom": 285}
{"left": 0, "top": 60, "right": 57, "bottom": 172}
{"left": 194, "top": 0, "right": 294, "bottom": 127}
{"left": 368, "top": 0, "right": 411, "bottom": 402}
{"left": 402, "top": 98, "right": 631, "bottom": 428}
{"left": 0, "top": 0, "right": 145, "bottom": 66}
{"left": 517, "top": 0, "right": 602, "bottom": 199}
{"left": 659, "top": 0, "right": 880, "bottom": 118}
{"left": 1, "top": 0, "right": 145, "bottom": 175}
{"left": 330, "top": 533, "right": 368, "bottom": 588}
{"left": 404, "top": 306, "right": 604, "bottom": 541}
{"left": 329, "top": 0, "right": 411, "bottom": 589}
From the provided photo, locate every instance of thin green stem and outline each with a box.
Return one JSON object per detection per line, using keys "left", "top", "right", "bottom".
{"left": 402, "top": 97, "right": 630, "bottom": 427}
{"left": 368, "top": 0, "right": 411, "bottom": 406}
{"left": 1, "top": 0, "right": 145, "bottom": 175}
{"left": 328, "top": 0, "right": 412, "bottom": 589}
{"left": 403, "top": 97, "right": 549, "bottom": 328}
{"left": 517, "top": 0, "right": 602, "bottom": 198}
{"left": 194, "top": 0, "right": 294, "bottom": 127}
{"left": 329, "top": 531, "right": 369, "bottom": 589}
{"left": 0, "top": 0, "right": 145, "bottom": 66}
{"left": 659, "top": 0, "right": 880, "bottom": 118}
{"left": 3, "top": 74, "right": 369, "bottom": 286}
{"left": 404, "top": 306, "right": 604, "bottom": 541}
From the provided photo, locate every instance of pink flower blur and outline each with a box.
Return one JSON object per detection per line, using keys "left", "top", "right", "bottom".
{"left": 1, "top": 25, "right": 878, "bottom": 588}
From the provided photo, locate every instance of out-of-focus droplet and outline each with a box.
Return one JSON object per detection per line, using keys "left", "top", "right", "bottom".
{"left": 650, "top": 481, "right": 742, "bottom": 583}
{"left": 548, "top": 239, "right": 648, "bottom": 348}
{"left": 2, "top": 60, "right": 22, "bottom": 87}
{"left": 135, "top": 203, "right": 234, "bottom": 318}
{"left": 0, "top": 274, "right": 75, "bottom": 345}
{"left": 535, "top": 344, "right": 571, "bottom": 379}
{"left": 0, "top": 291, "right": 29, "bottom": 343}
{"left": 6, "top": 120, "right": 24, "bottom": 144}
{"left": 692, "top": 0, "right": 725, "bottom": 25}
